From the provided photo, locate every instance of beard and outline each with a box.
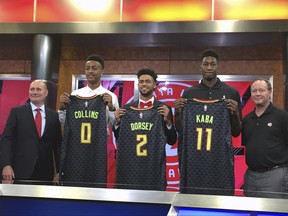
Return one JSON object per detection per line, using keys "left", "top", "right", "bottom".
{"left": 140, "top": 89, "right": 154, "bottom": 97}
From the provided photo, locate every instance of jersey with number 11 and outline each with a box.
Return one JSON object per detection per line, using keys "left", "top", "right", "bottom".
{"left": 179, "top": 99, "right": 234, "bottom": 195}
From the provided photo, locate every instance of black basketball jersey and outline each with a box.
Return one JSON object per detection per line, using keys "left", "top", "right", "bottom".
{"left": 59, "top": 95, "right": 107, "bottom": 187}
{"left": 179, "top": 99, "right": 234, "bottom": 195}
{"left": 116, "top": 106, "right": 167, "bottom": 190}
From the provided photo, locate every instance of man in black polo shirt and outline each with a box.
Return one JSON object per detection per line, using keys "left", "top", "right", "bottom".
{"left": 242, "top": 78, "right": 288, "bottom": 198}
{"left": 174, "top": 49, "right": 242, "bottom": 195}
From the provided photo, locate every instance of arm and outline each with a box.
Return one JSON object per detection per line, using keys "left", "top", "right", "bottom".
{"left": 241, "top": 118, "right": 247, "bottom": 147}
{"left": 226, "top": 97, "right": 242, "bottom": 137}
{"left": 0, "top": 108, "right": 17, "bottom": 183}
{"left": 102, "top": 92, "right": 119, "bottom": 127}
{"left": 53, "top": 113, "right": 63, "bottom": 185}
{"left": 157, "top": 105, "right": 177, "bottom": 145}
{"left": 53, "top": 112, "right": 63, "bottom": 174}
{"left": 174, "top": 98, "right": 187, "bottom": 133}
{"left": 112, "top": 108, "right": 126, "bottom": 141}
{"left": 231, "top": 112, "right": 241, "bottom": 137}
{"left": 58, "top": 92, "right": 71, "bottom": 127}
{"left": 174, "top": 108, "right": 181, "bottom": 133}
{"left": 58, "top": 110, "right": 66, "bottom": 127}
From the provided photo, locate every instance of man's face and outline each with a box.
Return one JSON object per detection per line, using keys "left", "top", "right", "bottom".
{"left": 138, "top": 74, "right": 156, "bottom": 97}
{"left": 29, "top": 80, "right": 48, "bottom": 106}
{"left": 200, "top": 56, "right": 219, "bottom": 81}
{"left": 250, "top": 80, "right": 271, "bottom": 107}
{"left": 85, "top": 60, "right": 103, "bottom": 84}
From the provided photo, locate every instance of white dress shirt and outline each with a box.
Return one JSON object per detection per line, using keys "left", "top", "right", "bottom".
{"left": 31, "top": 102, "right": 46, "bottom": 137}
{"left": 59, "top": 85, "right": 119, "bottom": 136}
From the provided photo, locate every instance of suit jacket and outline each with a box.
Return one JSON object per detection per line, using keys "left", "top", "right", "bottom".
{"left": 113, "top": 100, "right": 177, "bottom": 145}
{"left": 0, "top": 103, "right": 62, "bottom": 181}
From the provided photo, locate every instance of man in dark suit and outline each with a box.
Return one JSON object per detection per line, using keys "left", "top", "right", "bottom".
{"left": 0, "top": 79, "right": 62, "bottom": 184}
{"left": 113, "top": 68, "right": 177, "bottom": 190}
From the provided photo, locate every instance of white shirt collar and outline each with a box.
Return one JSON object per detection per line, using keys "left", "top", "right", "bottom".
{"left": 139, "top": 97, "right": 154, "bottom": 104}
{"left": 30, "top": 102, "right": 45, "bottom": 112}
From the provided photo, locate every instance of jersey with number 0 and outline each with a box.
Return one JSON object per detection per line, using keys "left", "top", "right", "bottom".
{"left": 59, "top": 95, "right": 107, "bottom": 187}
{"left": 116, "top": 106, "right": 167, "bottom": 190}
{"left": 179, "top": 99, "right": 234, "bottom": 195}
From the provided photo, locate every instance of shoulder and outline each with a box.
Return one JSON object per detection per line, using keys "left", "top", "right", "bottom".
{"left": 71, "top": 86, "right": 88, "bottom": 96}
{"left": 12, "top": 104, "right": 29, "bottom": 111}
{"left": 104, "top": 89, "right": 117, "bottom": 97}
{"left": 219, "top": 81, "right": 240, "bottom": 100}
{"left": 45, "top": 106, "right": 57, "bottom": 112}
{"left": 100, "top": 86, "right": 117, "bottom": 97}
{"left": 154, "top": 100, "right": 171, "bottom": 108}
{"left": 221, "top": 81, "right": 239, "bottom": 94}
{"left": 124, "top": 101, "right": 137, "bottom": 108}
{"left": 272, "top": 105, "right": 288, "bottom": 117}
{"left": 182, "top": 85, "right": 200, "bottom": 97}
{"left": 6, "top": 104, "right": 29, "bottom": 118}
{"left": 45, "top": 107, "right": 59, "bottom": 117}
{"left": 242, "top": 111, "right": 254, "bottom": 124}
{"left": 243, "top": 111, "right": 254, "bottom": 119}
{"left": 220, "top": 81, "right": 238, "bottom": 91}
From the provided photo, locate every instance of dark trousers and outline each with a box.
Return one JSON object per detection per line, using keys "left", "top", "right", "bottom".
{"left": 14, "top": 162, "right": 53, "bottom": 185}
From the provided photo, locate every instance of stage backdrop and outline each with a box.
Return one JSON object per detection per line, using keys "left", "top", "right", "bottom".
{"left": 0, "top": 76, "right": 30, "bottom": 135}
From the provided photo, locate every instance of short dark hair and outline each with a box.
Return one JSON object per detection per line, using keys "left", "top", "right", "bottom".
{"left": 86, "top": 54, "right": 104, "bottom": 69}
{"left": 201, "top": 49, "right": 219, "bottom": 61}
{"left": 137, "top": 68, "right": 158, "bottom": 82}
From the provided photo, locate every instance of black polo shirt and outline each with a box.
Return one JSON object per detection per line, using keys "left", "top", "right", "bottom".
{"left": 242, "top": 103, "right": 288, "bottom": 171}
{"left": 182, "top": 78, "right": 242, "bottom": 119}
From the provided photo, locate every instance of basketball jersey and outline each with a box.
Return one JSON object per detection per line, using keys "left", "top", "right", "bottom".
{"left": 116, "top": 106, "right": 167, "bottom": 190}
{"left": 179, "top": 99, "right": 234, "bottom": 195}
{"left": 59, "top": 95, "right": 107, "bottom": 187}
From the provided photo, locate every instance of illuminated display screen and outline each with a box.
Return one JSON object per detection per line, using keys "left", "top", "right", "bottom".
{"left": 0, "top": 0, "right": 287, "bottom": 22}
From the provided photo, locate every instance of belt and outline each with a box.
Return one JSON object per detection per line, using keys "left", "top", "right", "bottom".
{"left": 253, "top": 164, "right": 288, "bottom": 173}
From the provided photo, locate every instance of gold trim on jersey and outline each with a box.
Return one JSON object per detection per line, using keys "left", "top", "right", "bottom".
{"left": 75, "top": 94, "right": 98, "bottom": 100}
{"left": 193, "top": 98, "right": 220, "bottom": 103}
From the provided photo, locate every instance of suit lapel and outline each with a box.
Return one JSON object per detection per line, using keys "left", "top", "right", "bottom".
{"left": 42, "top": 106, "right": 49, "bottom": 137}
{"left": 25, "top": 104, "right": 39, "bottom": 138}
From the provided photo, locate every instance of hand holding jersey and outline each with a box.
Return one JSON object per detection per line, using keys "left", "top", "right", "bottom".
{"left": 113, "top": 68, "right": 177, "bottom": 190}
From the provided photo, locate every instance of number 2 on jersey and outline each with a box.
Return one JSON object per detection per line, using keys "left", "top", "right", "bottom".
{"left": 196, "top": 127, "right": 212, "bottom": 151}
{"left": 136, "top": 134, "right": 147, "bottom": 156}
